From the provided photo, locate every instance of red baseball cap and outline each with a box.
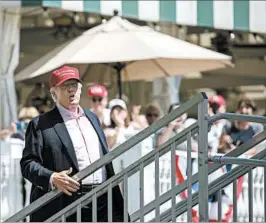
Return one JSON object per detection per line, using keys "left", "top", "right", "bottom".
{"left": 209, "top": 95, "right": 226, "bottom": 106}
{"left": 50, "top": 66, "right": 80, "bottom": 87}
{"left": 88, "top": 85, "right": 108, "bottom": 97}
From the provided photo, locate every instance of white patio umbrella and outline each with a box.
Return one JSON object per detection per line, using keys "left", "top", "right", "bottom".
{"left": 15, "top": 16, "right": 233, "bottom": 98}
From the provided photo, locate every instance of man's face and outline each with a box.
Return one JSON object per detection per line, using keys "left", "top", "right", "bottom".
{"left": 56, "top": 80, "right": 81, "bottom": 108}
{"left": 90, "top": 96, "right": 108, "bottom": 112}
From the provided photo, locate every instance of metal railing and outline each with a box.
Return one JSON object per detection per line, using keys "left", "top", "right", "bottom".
{"left": 154, "top": 117, "right": 266, "bottom": 222}
{"left": 150, "top": 150, "right": 266, "bottom": 222}
{"left": 5, "top": 92, "right": 266, "bottom": 222}
{"left": 5, "top": 92, "right": 208, "bottom": 222}
{"left": 159, "top": 146, "right": 266, "bottom": 222}
{"left": 131, "top": 130, "right": 266, "bottom": 222}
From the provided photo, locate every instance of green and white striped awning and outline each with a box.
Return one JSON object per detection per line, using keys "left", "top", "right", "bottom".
{"left": 1, "top": 0, "right": 266, "bottom": 33}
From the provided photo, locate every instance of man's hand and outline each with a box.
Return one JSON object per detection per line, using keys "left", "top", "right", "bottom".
{"left": 51, "top": 168, "right": 80, "bottom": 196}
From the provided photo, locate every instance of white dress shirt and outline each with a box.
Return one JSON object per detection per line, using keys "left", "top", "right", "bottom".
{"left": 56, "top": 104, "right": 107, "bottom": 185}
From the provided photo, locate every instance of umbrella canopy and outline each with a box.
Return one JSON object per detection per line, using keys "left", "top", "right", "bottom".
{"left": 15, "top": 16, "right": 233, "bottom": 98}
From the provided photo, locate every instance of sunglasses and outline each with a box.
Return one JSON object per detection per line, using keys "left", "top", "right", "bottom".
{"left": 146, "top": 113, "right": 159, "bottom": 118}
{"left": 92, "top": 97, "right": 103, "bottom": 103}
{"left": 60, "top": 82, "right": 78, "bottom": 90}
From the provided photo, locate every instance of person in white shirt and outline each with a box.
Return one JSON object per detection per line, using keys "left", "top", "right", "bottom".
{"left": 104, "top": 99, "right": 135, "bottom": 150}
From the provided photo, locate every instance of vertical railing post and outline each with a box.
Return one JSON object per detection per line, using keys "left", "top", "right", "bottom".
{"left": 197, "top": 93, "right": 209, "bottom": 222}
{"left": 187, "top": 132, "right": 192, "bottom": 222}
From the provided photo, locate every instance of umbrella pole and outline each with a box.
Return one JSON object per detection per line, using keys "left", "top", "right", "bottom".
{"left": 117, "top": 69, "right": 122, "bottom": 99}
{"left": 114, "top": 63, "right": 124, "bottom": 99}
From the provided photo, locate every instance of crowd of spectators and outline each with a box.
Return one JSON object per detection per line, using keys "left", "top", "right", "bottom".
{"left": 1, "top": 83, "right": 264, "bottom": 155}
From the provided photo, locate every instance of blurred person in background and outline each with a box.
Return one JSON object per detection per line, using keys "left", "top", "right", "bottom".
{"left": 219, "top": 97, "right": 264, "bottom": 156}
{"left": 20, "top": 66, "right": 125, "bottom": 221}
{"left": 0, "top": 106, "right": 39, "bottom": 141}
{"left": 157, "top": 103, "right": 197, "bottom": 151}
{"left": 207, "top": 97, "right": 231, "bottom": 206}
{"left": 104, "top": 99, "right": 134, "bottom": 150}
{"left": 129, "top": 104, "right": 148, "bottom": 130}
{"left": 15, "top": 106, "right": 39, "bottom": 140}
{"left": 156, "top": 103, "right": 197, "bottom": 197}
{"left": 0, "top": 122, "right": 18, "bottom": 140}
{"left": 87, "top": 84, "right": 110, "bottom": 128}
{"left": 31, "top": 96, "right": 52, "bottom": 114}
{"left": 208, "top": 95, "right": 227, "bottom": 154}
{"left": 25, "top": 83, "right": 53, "bottom": 108}
{"left": 144, "top": 103, "right": 161, "bottom": 126}
{"left": 144, "top": 104, "right": 162, "bottom": 148}
{"left": 144, "top": 103, "right": 162, "bottom": 148}
{"left": 209, "top": 95, "right": 226, "bottom": 114}
{"left": 17, "top": 106, "right": 40, "bottom": 137}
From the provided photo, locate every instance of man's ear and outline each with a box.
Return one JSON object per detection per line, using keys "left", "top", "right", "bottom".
{"left": 51, "top": 91, "right": 55, "bottom": 98}
{"left": 50, "top": 88, "right": 57, "bottom": 101}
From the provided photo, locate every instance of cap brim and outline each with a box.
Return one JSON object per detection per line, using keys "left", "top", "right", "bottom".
{"left": 110, "top": 104, "right": 127, "bottom": 110}
{"left": 88, "top": 93, "right": 106, "bottom": 97}
{"left": 55, "top": 77, "right": 81, "bottom": 86}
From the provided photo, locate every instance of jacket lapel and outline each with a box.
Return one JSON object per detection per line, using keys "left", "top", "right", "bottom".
{"left": 83, "top": 109, "right": 109, "bottom": 155}
{"left": 51, "top": 107, "right": 79, "bottom": 171}
{"left": 84, "top": 109, "right": 116, "bottom": 179}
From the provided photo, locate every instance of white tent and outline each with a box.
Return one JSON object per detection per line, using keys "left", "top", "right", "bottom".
{"left": 0, "top": 8, "right": 20, "bottom": 129}
{"left": 15, "top": 16, "right": 233, "bottom": 98}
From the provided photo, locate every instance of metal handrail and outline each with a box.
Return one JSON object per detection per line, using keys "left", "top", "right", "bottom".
{"left": 209, "top": 156, "right": 266, "bottom": 166}
{"left": 152, "top": 113, "right": 266, "bottom": 222}
{"left": 209, "top": 112, "right": 266, "bottom": 125}
{"left": 158, "top": 146, "right": 266, "bottom": 222}
{"left": 51, "top": 110, "right": 266, "bottom": 222}
{"left": 46, "top": 123, "right": 199, "bottom": 222}
{"left": 5, "top": 92, "right": 207, "bottom": 222}
{"left": 130, "top": 129, "right": 266, "bottom": 221}
{"left": 45, "top": 116, "right": 266, "bottom": 222}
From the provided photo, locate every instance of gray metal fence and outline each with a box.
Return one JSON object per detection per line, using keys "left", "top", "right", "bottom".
{"left": 4, "top": 92, "right": 266, "bottom": 222}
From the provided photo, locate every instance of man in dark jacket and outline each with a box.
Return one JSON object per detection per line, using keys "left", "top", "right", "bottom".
{"left": 20, "top": 66, "right": 125, "bottom": 222}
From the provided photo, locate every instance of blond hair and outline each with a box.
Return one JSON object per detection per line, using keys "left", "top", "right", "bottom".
{"left": 18, "top": 106, "right": 39, "bottom": 121}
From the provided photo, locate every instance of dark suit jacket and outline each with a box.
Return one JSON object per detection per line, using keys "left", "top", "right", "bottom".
{"left": 20, "top": 106, "right": 125, "bottom": 221}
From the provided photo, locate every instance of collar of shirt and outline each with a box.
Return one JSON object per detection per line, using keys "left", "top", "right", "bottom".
{"left": 56, "top": 103, "right": 85, "bottom": 120}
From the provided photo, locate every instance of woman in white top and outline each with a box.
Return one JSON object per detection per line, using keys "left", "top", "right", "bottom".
{"left": 104, "top": 99, "right": 137, "bottom": 178}
{"left": 104, "top": 99, "right": 135, "bottom": 150}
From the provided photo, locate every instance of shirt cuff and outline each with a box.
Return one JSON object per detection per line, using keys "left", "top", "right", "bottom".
{"left": 49, "top": 173, "right": 56, "bottom": 190}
